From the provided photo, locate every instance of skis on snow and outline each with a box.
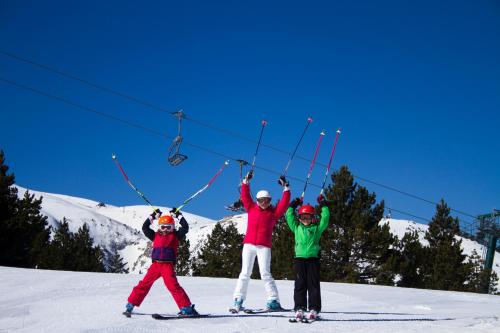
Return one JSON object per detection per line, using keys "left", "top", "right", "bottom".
{"left": 152, "top": 313, "right": 210, "bottom": 320}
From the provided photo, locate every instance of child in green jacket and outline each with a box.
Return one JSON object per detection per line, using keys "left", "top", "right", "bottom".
{"left": 285, "top": 195, "right": 330, "bottom": 321}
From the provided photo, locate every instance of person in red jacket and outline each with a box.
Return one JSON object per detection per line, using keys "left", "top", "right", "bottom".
{"left": 124, "top": 208, "right": 198, "bottom": 317}
{"left": 230, "top": 171, "right": 291, "bottom": 312}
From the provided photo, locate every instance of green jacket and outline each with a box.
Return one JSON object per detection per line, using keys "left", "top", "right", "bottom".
{"left": 285, "top": 206, "right": 330, "bottom": 258}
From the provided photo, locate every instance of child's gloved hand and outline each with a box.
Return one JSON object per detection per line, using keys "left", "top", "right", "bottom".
{"left": 290, "top": 197, "right": 303, "bottom": 210}
{"left": 170, "top": 207, "right": 181, "bottom": 218}
{"left": 317, "top": 195, "right": 328, "bottom": 207}
{"left": 150, "top": 209, "right": 162, "bottom": 219}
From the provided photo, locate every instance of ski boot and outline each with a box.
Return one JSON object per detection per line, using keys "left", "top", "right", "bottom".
{"left": 123, "top": 302, "right": 134, "bottom": 318}
{"left": 266, "top": 299, "right": 283, "bottom": 312}
{"left": 178, "top": 304, "right": 199, "bottom": 317}
{"left": 229, "top": 298, "right": 244, "bottom": 313}
{"left": 295, "top": 309, "right": 304, "bottom": 320}
{"left": 308, "top": 309, "right": 319, "bottom": 321}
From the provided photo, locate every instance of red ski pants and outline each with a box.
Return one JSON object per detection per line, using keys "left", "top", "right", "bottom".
{"left": 127, "top": 261, "right": 191, "bottom": 309}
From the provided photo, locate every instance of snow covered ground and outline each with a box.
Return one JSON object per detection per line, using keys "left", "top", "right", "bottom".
{"left": 0, "top": 266, "right": 499, "bottom": 333}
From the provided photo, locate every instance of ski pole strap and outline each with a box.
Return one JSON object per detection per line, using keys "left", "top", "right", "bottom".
{"left": 300, "top": 130, "right": 325, "bottom": 200}
{"left": 282, "top": 116, "right": 313, "bottom": 177}
{"left": 174, "top": 160, "right": 230, "bottom": 213}
{"left": 112, "top": 154, "right": 158, "bottom": 211}
{"left": 251, "top": 120, "right": 267, "bottom": 171}
{"left": 319, "top": 128, "right": 341, "bottom": 194}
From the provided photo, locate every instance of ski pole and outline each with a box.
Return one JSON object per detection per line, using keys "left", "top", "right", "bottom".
{"left": 300, "top": 130, "right": 325, "bottom": 201}
{"left": 319, "top": 128, "right": 341, "bottom": 196}
{"left": 281, "top": 117, "right": 313, "bottom": 177}
{"left": 250, "top": 120, "right": 267, "bottom": 172}
{"left": 112, "top": 154, "right": 158, "bottom": 211}
{"left": 174, "top": 160, "right": 230, "bottom": 213}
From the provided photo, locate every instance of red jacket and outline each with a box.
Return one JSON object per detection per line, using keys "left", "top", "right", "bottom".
{"left": 241, "top": 183, "right": 291, "bottom": 248}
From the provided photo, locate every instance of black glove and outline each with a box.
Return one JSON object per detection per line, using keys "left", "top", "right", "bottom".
{"left": 317, "top": 194, "right": 328, "bottom": 207}
{"left": 245, "top": 170, "right": 254, "bottom": 181}
{"left": 150, "top": 209, "right": 162, "bottom": 219}
{"left": 278, "top": 175, "right": 289, "bottom": 187}
{"left": 290, "top": 197, "right": 302, "bottom": 210}
{"left": 170, "top": 207, "right": 181, "bottom": 218}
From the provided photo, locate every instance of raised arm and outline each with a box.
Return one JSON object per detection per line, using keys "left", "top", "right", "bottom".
{"left": 285, "top": 207, "right": 299, "bottom": 233}
{"left": 176, "top": 216, "right": 189, "bottom": 241}
{"left": 274, "top": 187, "right": 291, "bottom": 218}
{"left": 240, "top": 182, "right": 255, "bottom": 211}
{"left": 142, "top": 218, "right": 155, "bottom": 241}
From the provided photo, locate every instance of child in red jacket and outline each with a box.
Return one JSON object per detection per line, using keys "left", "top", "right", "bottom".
{"left": 124, "top": 208, "right": 198, "bottom": 317}
{"left": 230, "top": 171, "right": 291, "bottom": 312}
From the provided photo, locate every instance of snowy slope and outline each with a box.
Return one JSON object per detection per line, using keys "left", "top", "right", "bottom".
{"left": 15, "top": 186, "right": 216, "bottom": 273}
{"left": 15, "top": 186, "right": 500, "bottom": 288}
{"left": 0, "top": 266, "right": 499, "bottom": 333}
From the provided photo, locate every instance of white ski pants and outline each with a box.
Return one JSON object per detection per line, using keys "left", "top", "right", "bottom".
{"left": 233, "top": 243, "right": 279, "bottom": 301}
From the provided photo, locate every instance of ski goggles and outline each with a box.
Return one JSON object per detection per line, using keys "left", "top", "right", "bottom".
{"left": 159, "top": 224, "right": 174, "bottom": 232}
{"left": 256, "top": 197, "right": 271, "bottom": 204}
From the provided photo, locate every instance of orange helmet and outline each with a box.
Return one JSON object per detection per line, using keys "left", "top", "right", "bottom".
{"left": 158, "top": 215, "right": 175, "bottom": 225}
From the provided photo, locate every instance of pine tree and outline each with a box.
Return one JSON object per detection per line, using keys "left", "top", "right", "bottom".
{"left": 320, "top": 166, "right": 397, "bottom": 284}
{"left": 107, "top": 241, "right": 129, "bottom": 273}
{"left": 464, "top": 250, "right": 499, "bottom": 294}
{"left": 423, "top": 200, "right": 468, "bottom": 291}
{"left": 176, "top": 238, "right": 191, "bottom": 276}
{"left": 72, "top": 223, "right": 105, "bottom": 272}
{"left": 396, "top": 230, "right": 426, "bottom": 288}
{"left": 270, "top": 216, "right": 295, "bottom": 280}
{"left": 0, "top": 151, "right": 51, "bottom": 268}
{"left": 42, "top": 218, "right": 73, "bottom": 270}
{"left": 192, "top": 222, "right": 243, "bottom": 277}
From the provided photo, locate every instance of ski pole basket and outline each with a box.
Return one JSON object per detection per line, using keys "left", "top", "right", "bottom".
{"left": 167, "top": 110, "right": 188, "bottom": 166}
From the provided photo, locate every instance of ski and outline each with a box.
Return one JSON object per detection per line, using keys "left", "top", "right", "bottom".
{"left": 152, "top": 313, "right": 210, "bottom": 320}
{"left": 288, "top": 316, "right": 320, "bottom": 323}
{"left": 243, "top": 308, "right": 292, "bottom": 314}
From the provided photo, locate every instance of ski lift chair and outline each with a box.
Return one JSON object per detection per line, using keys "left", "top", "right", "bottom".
{"left": 167, "top": 110, "right": 188, "bottom": 166}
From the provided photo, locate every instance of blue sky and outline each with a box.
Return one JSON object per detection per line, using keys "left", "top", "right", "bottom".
{"left": 1, "top": 1, "right": 499, "bottom": 226}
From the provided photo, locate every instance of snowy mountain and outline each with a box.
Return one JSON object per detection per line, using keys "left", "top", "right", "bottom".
{"left": 15, "top": 186, "right": 500, "bottom": 288}
{"left": 1, "top": 266, "right": 499, "bottom": 332}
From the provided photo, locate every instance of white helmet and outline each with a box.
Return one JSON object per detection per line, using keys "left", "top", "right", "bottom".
{"left": 256, "top": 190, "right": 271, "bottom": 199}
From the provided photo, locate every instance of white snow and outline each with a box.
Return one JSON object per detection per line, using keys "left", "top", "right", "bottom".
{"left": 0, "top": 266, "right": 499, "bottom": 333}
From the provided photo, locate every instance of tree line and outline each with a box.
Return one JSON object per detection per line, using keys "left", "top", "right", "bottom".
{"left": 0, "top": 151, "right": 127, "bottom": 273}
{"left": 1, "top": 150, "right": 497, "bottom": 294}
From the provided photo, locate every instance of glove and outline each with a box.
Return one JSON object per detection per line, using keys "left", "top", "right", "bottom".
{"left": 170, "top": 207, "right": 181, "bottom": 218}
{"left": 278, "top": 175, "right": 289, "bottom": 187}
{"left": 317, "top": 194, "right": 328, "bottom": 207}
{"left": 245, "top": 170, "right": 254, "bottom": 182}
{"left": 150, "top": 209, "right": 162, "bottom": 220}
{"left": 290, "top": 197, "right": 302, "bottom": 210}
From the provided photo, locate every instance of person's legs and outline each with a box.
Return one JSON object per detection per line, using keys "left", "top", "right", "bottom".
{"left": 256, "top": 246, "right": 279, "bottom": 303}
{"left": 233, "top": 244, "right": 257, "bottom": 301}
{"left": 293, "top": 258, "right": 307, "bottom": 311}
{"left": 127, "top": 262, "right": 161, "bottom": 306}
{"left": 160, "top": 263, "right": 191, "bottom": 309}
{"left": 306, "top": 258, "right": 321, "bottom": 312}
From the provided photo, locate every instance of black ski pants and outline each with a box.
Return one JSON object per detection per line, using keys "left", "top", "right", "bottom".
{"left": 294, "top": 257, "right": 321, "bottom": 312}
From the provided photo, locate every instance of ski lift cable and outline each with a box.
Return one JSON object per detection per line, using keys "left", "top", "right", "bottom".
{"left": 0, "top": 76, "right": 478, "bottom": 228}
{"left": 2, "top": 78, "right": 469, "bottom": 226}
{"left": 0, "top": 77, "right": 320, "bottom": 188}
{"left": 0, "top": 56, "right": 480, "bottom": 223}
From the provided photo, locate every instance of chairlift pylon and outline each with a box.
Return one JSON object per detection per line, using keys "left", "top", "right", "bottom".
{"left": 168, "top": 110, "right": 188, "bottom": 166}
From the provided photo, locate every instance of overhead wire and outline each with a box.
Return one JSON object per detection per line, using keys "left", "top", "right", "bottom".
{"left": 0, "top": 50, "right": 480, "bottom": 225}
